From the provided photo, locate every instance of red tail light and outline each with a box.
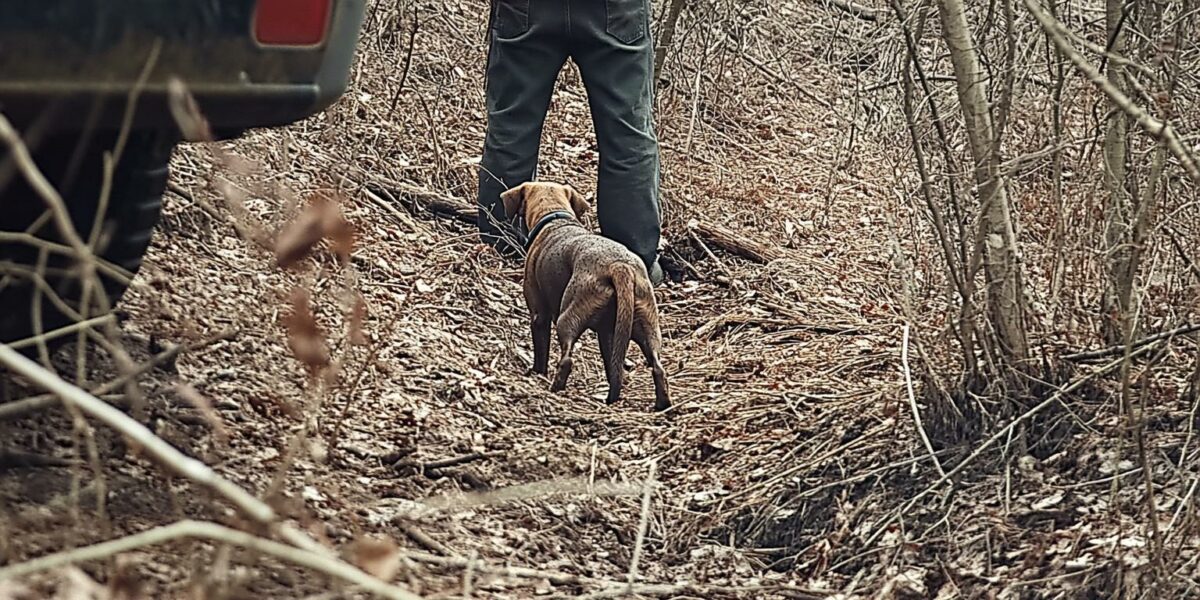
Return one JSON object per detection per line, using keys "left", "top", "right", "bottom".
{"left": 254, "top": 0, "right": 332, "bottom": 46}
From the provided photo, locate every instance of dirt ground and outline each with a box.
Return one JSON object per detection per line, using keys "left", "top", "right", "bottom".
{"left": 4, "top": 0, "right": 1194, "bottom": 598}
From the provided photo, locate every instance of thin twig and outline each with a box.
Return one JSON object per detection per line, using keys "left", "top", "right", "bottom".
{"left": 901, "top": 325, "right": 946, "bottom": 477}
{"left": 4, "top": 315, "right": 116, "bottom": 351}
{"left": 1062, "top": 323, "right": 1200, "bottom": 362}
{"left": 388, "top": 4, "right": 420, "bottom": 120}
{"left": 822, "top": 0, "right": 880, "bottom": 20}
{"left": 1023, "top": 0, "right": 1200, "bottom": 182}
{"left": 721, "top": 32, "right": 833, "bottom": 110}
{"left": 461, "top": 550, "right": 479, "bottom": 599}
{"left": 0, "top": 343, "right": 328, "bottom": 556}
{"left": 0, "top": 520, "right": 422, "bottom": 600}
{"left": 626, "top": 460, "right": 658, "bottom": 592}
{"left": 393, "top": 451, "right": 495, "bottom": 474}
{"left": 0, "top": 115, "right": 98, "bottom": 265}
{"left": 167, "top": 181, "right": 259, "bottom": 243}
{"left": 395, "top": 549, "right": 828, "bottom": 599}
{"left": 398, "top": 523, "right": 456, "bottom": 557}
{"left": 0, "top": 329, "right": 235, "bottom": 422}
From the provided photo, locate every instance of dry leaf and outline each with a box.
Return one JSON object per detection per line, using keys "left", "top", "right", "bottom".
{"left": 167, "top": 77, "right": 214, "bottom": 142}
{"left": 284, "top": 289, "right": 330, "bottom": 373}
{"left": 320, "top": 198, "right": 356, "bottom": 264}
{"left": 347, "top": 536, "right": 402, "bottom": 581}
{"left": 275, "top": 203, "right": 328, "bottom": 268}
{"left": 275, "top": 194, "right": 354, "bottom": 268}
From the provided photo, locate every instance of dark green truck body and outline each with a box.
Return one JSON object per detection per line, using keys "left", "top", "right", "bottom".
{"left": 0, "top": 0, "right": 366, "bottom": 132}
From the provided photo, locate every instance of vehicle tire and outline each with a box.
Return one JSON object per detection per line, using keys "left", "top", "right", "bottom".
{"left": 0, "top": 130, "right": 175, "bottom": 345}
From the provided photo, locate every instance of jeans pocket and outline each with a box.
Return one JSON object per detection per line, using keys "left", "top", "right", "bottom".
{"left": 492, "top": 0, "right": 531, "bottom": 38}
{"left": 605, "top": 0, "right": 647, "bottom": 44}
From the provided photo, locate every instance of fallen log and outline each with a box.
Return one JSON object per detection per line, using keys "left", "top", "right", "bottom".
{"left": 821, "top": 0, "right": 880, "bottom": 21}
{"left": 366, "top": 181, "right": 477, "bottom": 225}
{"left": 687, "top": 218, "right": 785, "bottom": 264}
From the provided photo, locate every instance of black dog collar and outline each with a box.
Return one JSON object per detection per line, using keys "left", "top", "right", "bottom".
{"left": 524, "top": 210, "right": 574, "bottom": 251}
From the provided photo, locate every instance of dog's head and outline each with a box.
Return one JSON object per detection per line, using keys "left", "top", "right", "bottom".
{"left": 500, "top": 181, "right": 589, "bottom": 226}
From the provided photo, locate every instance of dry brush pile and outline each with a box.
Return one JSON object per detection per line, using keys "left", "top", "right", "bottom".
{"left": 2, "top": 0, "right": 1200, "bottom": 598}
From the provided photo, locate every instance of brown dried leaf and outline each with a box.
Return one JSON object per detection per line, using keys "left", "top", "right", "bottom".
{"left": 349, "top": 294, "right": 369, "bottom": 346}
{"left": 275, "top": 194, "right": 354, "bottom": 268}
{"left": 275, "top": 205, "right": 327, "bottom": 268}
{"left": 167, "top": 78, "right": 213, "bottom": 142}
{"left": 323, "top": 359, "right": 342, "bottom": 387}
{"left": 284, "top": 289, "right": 329, "bottom": 373}
{"left": 323, "top": 206, "right": 356, "bottom": 264}
{"left": 347, "top": 536, "right": 402, "bottom": 581}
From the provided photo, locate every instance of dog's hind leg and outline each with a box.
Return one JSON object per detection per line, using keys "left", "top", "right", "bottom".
{"left": 525, "top": 283, "right": 552, "bottom": 375}
{"left": 597, "top": 322, "right": 623, "bottom": 405}
{"left": 552, "top": 286, "right": 609, "bottom": 393}
{"left": 551, "top": 319, "right": 582, "bottom": 393}
{"left": 634, "top": 316, "right": 670, "bottom": 411}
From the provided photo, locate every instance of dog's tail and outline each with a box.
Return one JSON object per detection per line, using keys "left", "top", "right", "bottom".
{"left": 609, "top": 262, "right": 637, "bottom": 381}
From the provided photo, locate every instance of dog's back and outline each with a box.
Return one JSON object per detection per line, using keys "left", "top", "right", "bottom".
{"left": 529, "top": 225, "right": 645, "bottom": 312}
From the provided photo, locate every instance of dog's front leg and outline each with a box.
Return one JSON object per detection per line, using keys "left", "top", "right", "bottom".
{"left": 525, "top": 281, "right": 552, "bottom": 376}
{"left": 531, "top": 313, "right": 552, "bottom": 375}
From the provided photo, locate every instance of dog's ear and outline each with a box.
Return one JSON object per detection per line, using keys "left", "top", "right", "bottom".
{"left": 500, "top": 183, "right": 528, "bottom": 220}
{"left": 567, "top": 186, "right": 590, "bottom": 218}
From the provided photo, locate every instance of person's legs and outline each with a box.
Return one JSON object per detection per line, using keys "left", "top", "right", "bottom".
{"left": 478, "top": 1, "right": 569, "bottom": 254}
{"left": 569, "top": 0, "right": 662, "bottom": 281}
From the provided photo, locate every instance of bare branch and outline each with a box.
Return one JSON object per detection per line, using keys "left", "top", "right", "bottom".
{"left": 0, "top": 343, "right": 326, "bottom": 555}
{"left": 1023, "top": 0, "right": 1200, "bottom": 182}
{"left": 865, "top": 341, "right": 1165, "bottom": 548}
{"left": 0, "top": 520, "right": 423, "bottom": 600}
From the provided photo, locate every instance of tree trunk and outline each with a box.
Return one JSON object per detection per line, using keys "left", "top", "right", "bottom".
{"left": 653, "top": 0, "right": 688, "bottom": 84}
{"left": 1102, "top": 0, "right": 1132, "bottom": 343}
{"left": 892, "top": 0, "right": 979, "bottom": 377}
{"left": 1047, "top": 0, "right": 1068, "bottom": 308}
{"left": 936, "top": 0, "right": 1029, "bottom": 364}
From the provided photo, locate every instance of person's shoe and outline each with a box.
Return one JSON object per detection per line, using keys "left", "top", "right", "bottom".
{"left": 649, "top": 259, "right": 665, "bottom": 286}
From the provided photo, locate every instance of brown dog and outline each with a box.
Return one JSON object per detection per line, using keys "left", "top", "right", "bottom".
{"left": 501, "top": 181, "right": 670, "bottom": 411}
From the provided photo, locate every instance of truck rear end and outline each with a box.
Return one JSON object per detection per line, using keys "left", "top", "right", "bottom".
{"left": 0, "top": 0, "right": 366, "bottom": 133}
{"left": 0, "top": 0, "right": 367, "bottom": 344}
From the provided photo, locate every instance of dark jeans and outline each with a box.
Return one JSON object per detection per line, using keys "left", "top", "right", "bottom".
{"left": 478, "top": 0, "right": 661, "bottom": 272}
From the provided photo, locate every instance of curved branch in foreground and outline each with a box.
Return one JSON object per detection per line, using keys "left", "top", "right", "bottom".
{"left": 0, "top": 344, "right": 322, "bottom": 556}
{"left": 0, "top": 520, "right": 422, "bottom": 600}
{"left": 1022, "top": 0, "right": 1200, "bottom": 182}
